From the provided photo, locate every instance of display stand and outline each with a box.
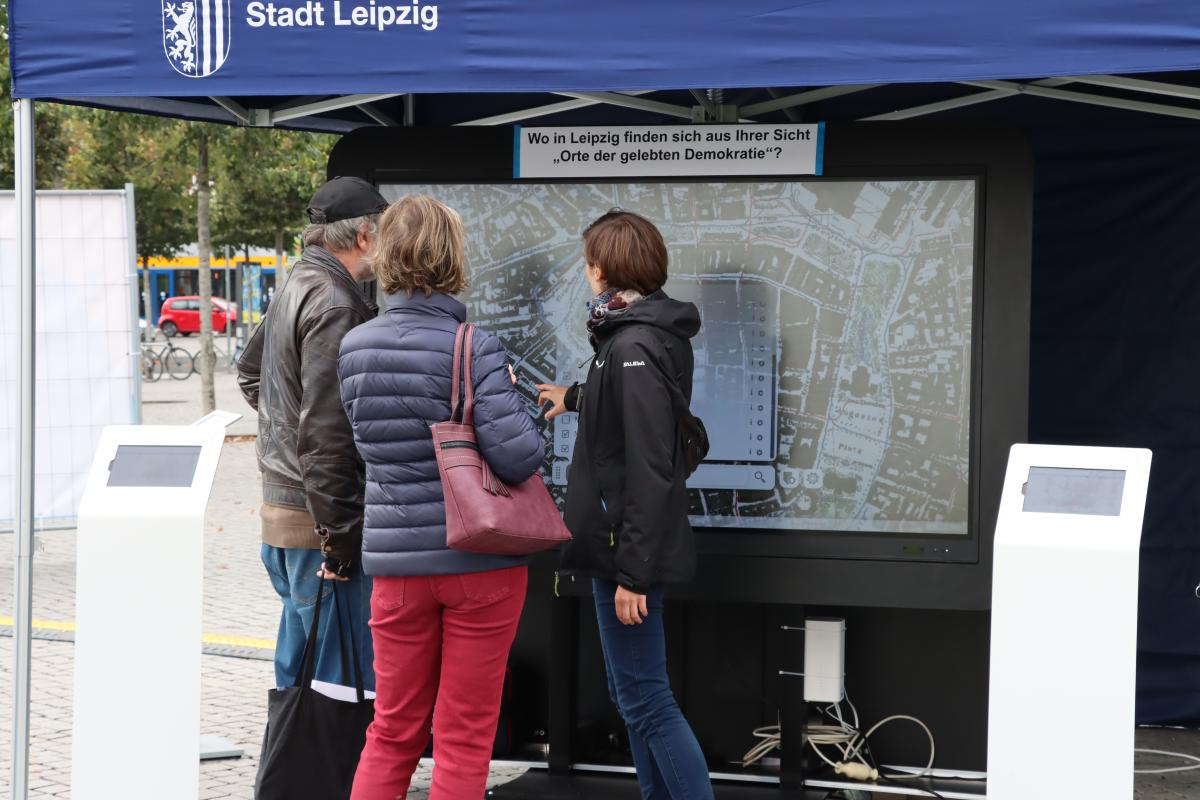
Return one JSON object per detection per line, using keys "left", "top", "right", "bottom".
{"left": 988, "top": 444, "right": 1152, "bottom": 800}
{"left": 71, "top": 425, "right": 226, "bottom": 800}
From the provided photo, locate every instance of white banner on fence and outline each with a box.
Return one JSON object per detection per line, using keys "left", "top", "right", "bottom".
{"left": 0, "top": 189, "right": 139, "bottom": 525}
{"left": 514, "top": 123, "right": 824, "bottom": 179}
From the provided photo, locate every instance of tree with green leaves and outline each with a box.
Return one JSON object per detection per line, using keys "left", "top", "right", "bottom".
{"left": 63, "top": 111, "right": 200, "bottom": 334}
{"left": 203, "top": 126, "right": 333, "bottom": 412}
{"left": 196, "top": 130, "right": 218, "bottom": 414}
{"left": 0, "top": 4, "right": 73, "bottom": 189}
{"left": 213, "top": 126, "right": 336, "bottom": 273}
{"left": 64, "top": 110, "right": 197, "bottom": 259}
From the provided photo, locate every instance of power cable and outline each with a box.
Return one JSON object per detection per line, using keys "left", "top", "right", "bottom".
{"left": 1134, "top": 748, "right": 1200, "bottom": 774}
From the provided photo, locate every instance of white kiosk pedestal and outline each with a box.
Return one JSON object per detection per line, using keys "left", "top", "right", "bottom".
{"left": 988, "top": 444, "right": 1152, "bottom": 800}
{"left": 71, "top": 425, "right": 225, "bottom": 800}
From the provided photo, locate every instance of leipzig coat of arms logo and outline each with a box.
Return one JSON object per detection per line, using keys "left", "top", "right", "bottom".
{"left": 162, "top": 1, "right": 231, "bottom": 78}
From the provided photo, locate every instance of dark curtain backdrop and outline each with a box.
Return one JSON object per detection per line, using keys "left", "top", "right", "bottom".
{"left": 1029, "top": 125, "right": 1200, "bottom": 723}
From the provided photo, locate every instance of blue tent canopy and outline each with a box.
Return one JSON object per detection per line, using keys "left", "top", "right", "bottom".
{"left": 9, "top": 0, "right": 1200, "bottom": 114}
{"left": 6, "top": 0, "right": 1200, "bottom": 133}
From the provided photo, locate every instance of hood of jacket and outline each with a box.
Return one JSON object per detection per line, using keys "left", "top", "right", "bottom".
{"left": 591, "top": 289, "right": 701, "bottom": 344}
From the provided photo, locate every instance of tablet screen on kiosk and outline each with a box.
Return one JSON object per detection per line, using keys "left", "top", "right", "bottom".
{"left": 1021, "top": 467, "right": 1126, "bottom": 517}
{"left": 107, "top": 445, "right": 202, "bottom": 488}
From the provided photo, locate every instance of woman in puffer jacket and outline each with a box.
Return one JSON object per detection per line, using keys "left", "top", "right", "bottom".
{"left": 338, "top": 194, "right": 544, "bottom": 800}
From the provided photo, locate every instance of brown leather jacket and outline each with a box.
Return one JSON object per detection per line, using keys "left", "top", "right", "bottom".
{"left": 237, "top": 246, "right": 378, "bottom": 564}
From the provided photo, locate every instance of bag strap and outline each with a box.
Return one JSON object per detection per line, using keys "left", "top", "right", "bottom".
{"left": 460, "top": 324, "right": 477, "bottom": 427}
{"left": 331, "top": 581, "right": 367, "bottom": 703}
{"left": 580, "top": 326, "right": 693, "bottom": 475}
{"left": 605, "top": 324, "right": 693, "bottom": 418}
{"left": 295, "top": 578, "right": 327, "bottom": 689}
{"left": 449, "top": 323, "right": 468, "bottom": 423}
{"left": 662, "top": 367, "right": 692, "bottom": 421}
{"left": 451, "top": 323, "right": 510, "bottom": 497}
{"left": 642, "top": 327, "right": 693, "bottom": 421}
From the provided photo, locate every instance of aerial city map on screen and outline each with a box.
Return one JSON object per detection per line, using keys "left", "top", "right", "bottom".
{"left": 381, "top": 180, "right": 976, "bottom": 535}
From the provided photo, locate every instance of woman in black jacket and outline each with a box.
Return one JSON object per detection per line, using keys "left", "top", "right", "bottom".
{"left": 538, "top": 210, "right": 714, "bottom": 800}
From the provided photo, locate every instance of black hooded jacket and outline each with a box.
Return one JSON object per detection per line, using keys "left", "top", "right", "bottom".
{"left": 559, "top": 290, "right": 701, "bottom": 593}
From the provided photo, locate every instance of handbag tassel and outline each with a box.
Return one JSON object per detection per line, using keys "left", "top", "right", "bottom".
{"left": 481, "top": 459, "right": 512, "bottom": 497}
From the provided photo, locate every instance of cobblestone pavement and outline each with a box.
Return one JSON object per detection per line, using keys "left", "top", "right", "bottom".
{"left": 0, "top": 637, "right": 526, "bottom": 799}
{"left": 1134, "top": 727, "right": 1200, "bottom": 799}
{"left": 0, "top": 369, "right": 525, "bottom": 797}
{"left": 137, "top": 339, "right": 258, "bottom": 436}
{"left": 2, "top": 368, "right": 1199, "bottom": 798}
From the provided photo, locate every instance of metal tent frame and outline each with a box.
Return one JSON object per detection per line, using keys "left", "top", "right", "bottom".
{"left": 42, "top": 73, "right": 1200, "bottom": 129}
{"left": 12, "top": 70, "right": 1200, "bottom": 798}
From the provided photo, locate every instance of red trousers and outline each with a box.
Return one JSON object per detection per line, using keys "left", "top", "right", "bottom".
{"left": 350, "top": 566, "right": 527, "bottom": 800}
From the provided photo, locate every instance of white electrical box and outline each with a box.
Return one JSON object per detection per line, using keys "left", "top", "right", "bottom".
{"left": 71, "top": 425, "right": 225, "bottom": 800}
{"left": 988, "top": 444, "right": 1151, "bottom": 800}
{"left": 804, "top": 617, "right": 846, "bottom": 703}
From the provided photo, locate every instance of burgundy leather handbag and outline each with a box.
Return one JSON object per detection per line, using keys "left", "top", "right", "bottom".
{"left": 432, "top": 323, "right": 572, "bottom": 555}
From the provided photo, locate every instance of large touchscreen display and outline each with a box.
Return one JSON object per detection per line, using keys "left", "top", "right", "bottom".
{"left": 383, "top": 180, "right": 976, "bottom": 535}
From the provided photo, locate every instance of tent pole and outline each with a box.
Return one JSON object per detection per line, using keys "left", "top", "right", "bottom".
{"left": 861, "top": 87, "right": 1016, "bottom": 121}
{"left": 554, "top": 91, "right": 694, "bottom": 120}
{"left": 455, "top": 91, "right": 654, "bottom": 127}
{"left": 960, "top": 79, "right": 1200, "bottom": 121}
{"left": 12, "top": 96, "right": 37, "bottom": 800}
{"left": 739, "top": 84, "right": 882, "bottom": 118}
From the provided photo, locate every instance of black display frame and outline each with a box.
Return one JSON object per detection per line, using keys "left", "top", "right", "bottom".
{"left": 329, "top": 123, "right": 1032, "bottom": 610}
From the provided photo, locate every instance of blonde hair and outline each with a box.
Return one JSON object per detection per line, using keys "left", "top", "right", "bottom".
{"left": 370, "top": 195, "right": 468, "bottom": 296}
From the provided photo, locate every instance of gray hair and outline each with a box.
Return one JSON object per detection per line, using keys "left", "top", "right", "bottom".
{"left": 302, "top": 213, "right": 380, "bottom": 252}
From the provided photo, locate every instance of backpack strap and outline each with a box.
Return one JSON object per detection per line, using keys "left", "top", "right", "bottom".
{"left": 628, "top": 325, "right": 709, "bottom": 475}
{"left": 632, "top": 324, "right": 693, "bottom": 420}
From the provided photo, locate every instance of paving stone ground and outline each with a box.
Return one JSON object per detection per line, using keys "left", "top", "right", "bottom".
{"left": 0, "top": 368, "right": 525, "bottom": 798}
{"left": 137, "top": 334, "right": 259, "bottom": 437}
{"left": 0, "top": 638, "right": 526, "bottom": 799}
{"left": 2, "top": 365, "right": 1199, "bottom": 798}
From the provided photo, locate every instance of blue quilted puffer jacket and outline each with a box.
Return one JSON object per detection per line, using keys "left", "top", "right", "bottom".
{"left": 337, "top": 290, "right": 545, "bottom": 577}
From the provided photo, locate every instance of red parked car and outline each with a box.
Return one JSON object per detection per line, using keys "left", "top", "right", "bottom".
{"left": 157, "top": 296, "right": 237, "bottom": 337}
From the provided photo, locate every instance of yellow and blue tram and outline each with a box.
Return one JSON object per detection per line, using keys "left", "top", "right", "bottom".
{"left": 139, "top": 254, "right": 287, "bottom": 326}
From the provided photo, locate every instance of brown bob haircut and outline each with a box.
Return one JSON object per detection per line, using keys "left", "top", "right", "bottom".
{"left": 371, "top": 194, "right": 469, "bottom": 296}
{"left": 583, "top": 208, "right": 669, "bottom": 295}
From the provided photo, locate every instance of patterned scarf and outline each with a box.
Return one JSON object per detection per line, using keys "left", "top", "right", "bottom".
{"left": 586, "top": 288, "right": 644, "bottom": 334}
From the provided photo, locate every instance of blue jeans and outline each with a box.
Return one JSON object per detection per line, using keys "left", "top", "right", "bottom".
{"left": 262, "top": 544, "right": 375, "bottom": 692}
{"left": 593, "top": 579, "right": 714, "bottom": 800}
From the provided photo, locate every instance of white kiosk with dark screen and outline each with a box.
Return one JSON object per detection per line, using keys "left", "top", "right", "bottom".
{"left": 72, "top": 425, "right": 225, "bottom": 800}
{"left": 988, "top": 444, "right": 1152, "bottom": 800}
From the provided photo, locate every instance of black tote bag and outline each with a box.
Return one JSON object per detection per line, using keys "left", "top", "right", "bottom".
{"left": 254, "top": 580, "right": 375, "bottom": 800}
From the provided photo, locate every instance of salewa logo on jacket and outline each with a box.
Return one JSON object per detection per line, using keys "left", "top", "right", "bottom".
{"left": 623, "top": 360, "right": 646, "bottom": 368}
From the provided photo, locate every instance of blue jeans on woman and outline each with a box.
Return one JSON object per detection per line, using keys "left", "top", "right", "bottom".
{"left": 262, "top": 544, "right": 375, "bottom": 692}
{"left": 593, "top": 579, "right": 714, "bottom": 800}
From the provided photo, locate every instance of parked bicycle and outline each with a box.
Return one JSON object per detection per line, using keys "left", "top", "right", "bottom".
{"left": 141, "top": 336, "right": 194, "bottom": 381}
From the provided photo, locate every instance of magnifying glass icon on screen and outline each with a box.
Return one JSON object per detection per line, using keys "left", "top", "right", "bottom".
{"left": 754, "top": 470, "right": 765, "bottom": 482}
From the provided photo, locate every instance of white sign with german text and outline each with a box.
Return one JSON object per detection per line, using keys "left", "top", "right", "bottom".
{"left": 514, "top": 123, "right": 824, "bottom": 179}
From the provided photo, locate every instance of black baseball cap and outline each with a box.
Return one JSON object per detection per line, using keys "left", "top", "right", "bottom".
{"left": 306, "top": 177, "right": 389, "bottom": 224}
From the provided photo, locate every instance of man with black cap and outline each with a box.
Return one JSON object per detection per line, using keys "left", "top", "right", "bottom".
{"left": 237, "top": 177, "right": 388, "bottom": 692}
